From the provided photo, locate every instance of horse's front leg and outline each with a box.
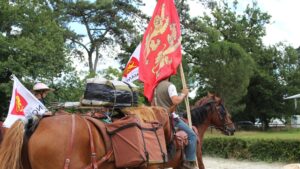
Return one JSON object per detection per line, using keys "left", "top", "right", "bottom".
{"left": 197, "top": 140, "right": 205, "bottom": 169}
{"left": 197, "top": 151, "right": 205, "bottom": 169}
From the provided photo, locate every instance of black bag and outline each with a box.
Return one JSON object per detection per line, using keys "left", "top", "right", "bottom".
{"left": 81, "top": 78, "right": 138, "bottom": 108}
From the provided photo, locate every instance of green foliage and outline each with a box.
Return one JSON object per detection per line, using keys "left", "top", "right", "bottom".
{"left": 98, "top": 67, "right": 122, "bottom": 80}
{"left": 0, "top": 0, "right": 71, "bottom": 79}
{"left": 62, "top": 0, "right": 146, "bottom": 74}
{"left": 0, "top": 0, "right": 75, "bottom": 117}
{"left": 184, "top": 1, "right": 260, "bottom": 114}
{"left": 182, "top": 0, "right": 300, "bottom": 124}
{"left": 203, "top": 137, "right": 300, "bottom": 162}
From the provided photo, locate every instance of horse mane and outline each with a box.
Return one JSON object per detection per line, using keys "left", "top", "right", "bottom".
{"left": 185, "top": 102, "right": 214, "bottom": 126}
{"left": 0, "top": 120, "right": 24, "bottom": 169}
{"left": 122, "top": 105, "right": 157, "bottom": 123}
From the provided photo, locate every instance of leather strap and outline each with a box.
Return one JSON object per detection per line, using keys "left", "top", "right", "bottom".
{"left": 83, "top": 150, "right": 113, "bottom": 169}
{"left": 83, "top": 118, "right": 98, "bottom": 169}
{"left": 83, "top": 116, "right": 112, "bottom": 153}
{"left": 64, "top": 114, "right": 76, "bottom": 169}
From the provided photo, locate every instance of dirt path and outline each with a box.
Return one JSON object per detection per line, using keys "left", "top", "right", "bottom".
{"left": 203, "top": 156, "right": 287, "bottom": 169}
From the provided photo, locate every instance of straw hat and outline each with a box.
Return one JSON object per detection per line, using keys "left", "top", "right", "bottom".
{"left": 33, "top": 82, "right": 54, "bottom": 92}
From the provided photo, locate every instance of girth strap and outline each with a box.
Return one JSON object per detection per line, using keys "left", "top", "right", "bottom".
{"left": 64, "top": 114, "right": 76, "bottom": 169}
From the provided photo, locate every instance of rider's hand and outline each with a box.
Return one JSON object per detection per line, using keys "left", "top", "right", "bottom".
{"left": 181, "top": 87, "right": 189, "bottom": 97}
{"left": 44, "top": 111, "right": 53, "bottom": 116}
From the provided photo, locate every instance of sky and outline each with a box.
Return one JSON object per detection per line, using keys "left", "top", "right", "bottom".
{"left": 72, "top": 0, "right": 300, "bottom": 76}
{"left": 141, "top": 0, "right": 300, "bottom": 48}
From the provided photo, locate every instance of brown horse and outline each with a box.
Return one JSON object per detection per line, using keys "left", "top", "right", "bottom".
{"left": 0, "top": 114, "right": 116, "bottom": 169}
{"left": 123, "top": 98, "right": 235, "bottom": 169}
{"left": 0, "top": 98, "right": 234, "bottom": 169}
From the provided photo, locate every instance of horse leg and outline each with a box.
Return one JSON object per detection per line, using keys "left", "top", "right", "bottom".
{"left": 196, "top": 140, "right": 205, "bottom": 169}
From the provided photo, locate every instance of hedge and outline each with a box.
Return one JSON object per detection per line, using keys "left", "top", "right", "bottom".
{"left": 202, "top": 137, "right": 300, "bottom": 162}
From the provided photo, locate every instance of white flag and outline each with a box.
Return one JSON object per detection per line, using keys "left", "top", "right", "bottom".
{"left": 122, "top": 44, "right": 141, "bottom": 83}
{"left": 3, "top": 75, "right": 48, "bottom": 128}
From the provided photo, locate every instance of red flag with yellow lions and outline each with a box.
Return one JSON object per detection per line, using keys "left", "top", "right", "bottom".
{"left": 139, "top": 0, "right": 182, "bottom": 101}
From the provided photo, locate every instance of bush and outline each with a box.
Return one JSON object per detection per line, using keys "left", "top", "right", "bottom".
{"left": 202, "top": 137, "right": 300, "bottom": 162}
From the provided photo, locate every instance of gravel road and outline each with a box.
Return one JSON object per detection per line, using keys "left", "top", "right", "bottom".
{"left": 203, "top": 156, "right": 287, "bottom": 169}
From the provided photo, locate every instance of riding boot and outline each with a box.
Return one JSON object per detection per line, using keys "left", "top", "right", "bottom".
{"left": 180, "top": 161, "right": 199, "bottom": 169}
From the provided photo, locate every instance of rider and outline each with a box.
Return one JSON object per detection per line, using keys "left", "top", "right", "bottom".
{"left": 153, "top": 78, "right": 198, "bottom": 169}
{"left": 32, "top": 82, "right": 53, "bottom": 105}
{"left": 32, "top": 82, "right": 54, "bottom": 117}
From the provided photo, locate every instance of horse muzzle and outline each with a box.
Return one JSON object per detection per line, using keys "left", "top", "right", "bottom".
{"left": 222, "top": 126, "right": 235, "bottom": 136}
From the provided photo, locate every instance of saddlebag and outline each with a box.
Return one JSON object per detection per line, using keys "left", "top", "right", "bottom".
{"left": 106, "top": 116, "right": 167, "bottom": 168}
{"left": 142, "top": 121, "right": 167, "bottom": 164}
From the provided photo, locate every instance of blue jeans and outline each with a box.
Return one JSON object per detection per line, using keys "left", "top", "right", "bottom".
{"left": 174, "top": 118, "right": 197, "bottom": 161}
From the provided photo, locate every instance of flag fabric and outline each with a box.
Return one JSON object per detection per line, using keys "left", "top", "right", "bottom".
{"left": 3, "top": 75, "right": 48, "bottom": 128}
{"left": 139, "top": 0, "right": 182, "bottom": 101}
{"left": 122, "top": 44, "right": 141, "bottom": 83}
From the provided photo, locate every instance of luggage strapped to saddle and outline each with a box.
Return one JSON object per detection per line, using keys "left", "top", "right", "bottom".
{"left": 106, "top": 116, "right": 167, "bottom": 168}
{"left": 81, "top": 78, "right": 138, "bottom": 108}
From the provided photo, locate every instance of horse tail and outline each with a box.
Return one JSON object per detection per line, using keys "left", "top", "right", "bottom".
{"left": 0, "top": 120, "right": 25, "bottom": 169}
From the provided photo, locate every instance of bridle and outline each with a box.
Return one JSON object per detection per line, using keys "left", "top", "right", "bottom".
{"left": 211, "top": 102, "right": 235, "bottom": 135}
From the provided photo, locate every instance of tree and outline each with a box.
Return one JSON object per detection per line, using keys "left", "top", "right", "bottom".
{"left": 62, "top": 0, "right": 146, "bottom": 76}
{"left": 0, "top": 0, "right": 73, "bottom": 116}
{"left": 243, "top": 46, "right": 283, "bottom": 125}
{"left": 182, "top": 1, "right": 259, "bottom": 115}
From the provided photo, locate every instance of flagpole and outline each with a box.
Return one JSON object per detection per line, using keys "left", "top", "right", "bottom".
{"left": 179, "top": 63, "right": 192, "bottom": 128}
{"left": 180, "top": 62, "right": 200, "bottom": 168}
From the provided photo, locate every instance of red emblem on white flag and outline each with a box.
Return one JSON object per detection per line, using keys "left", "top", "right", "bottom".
{"left": 122, "top": 44, "right": 141, "bottom": 83}
{"left": 11, "top": 90, "right": 28, "bottom": 116}
{"left": 3, "top": 75, "right": 48, "bottom": 128}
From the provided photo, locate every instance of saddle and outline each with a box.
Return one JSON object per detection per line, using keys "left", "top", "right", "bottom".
{"left": 168, "top": 118, "right": 199, "bottom": 160}
{"left": 167, "top": 106, "right": 199, "bottom": 152}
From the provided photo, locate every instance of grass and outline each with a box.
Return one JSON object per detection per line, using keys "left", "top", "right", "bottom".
{"left": 204, "top": 128, "right": 300, "bottom": 140}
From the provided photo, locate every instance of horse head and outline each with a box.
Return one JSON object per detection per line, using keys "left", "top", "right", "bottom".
{"left": 191, "top": 97, "right": 235, "bottom": 136}
{"left": 211, "top": 101, "right": 235, "bottom": 136}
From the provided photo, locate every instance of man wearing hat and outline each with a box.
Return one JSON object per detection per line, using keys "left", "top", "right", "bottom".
{"left": 32, "top": 82, "right": 54, "bottom": 105}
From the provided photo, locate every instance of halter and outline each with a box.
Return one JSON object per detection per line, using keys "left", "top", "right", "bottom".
{"left": 213, "top": 103, "right": 235, "bottom": 135}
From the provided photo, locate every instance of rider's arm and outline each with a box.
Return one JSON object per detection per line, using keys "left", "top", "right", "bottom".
{"left": 168, "top": 84, "right": 189, "bottom": 105}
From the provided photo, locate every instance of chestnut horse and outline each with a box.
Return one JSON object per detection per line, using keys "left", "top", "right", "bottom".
{"left": 125, "top": 98, "right": 235, "bottom": 169}
{"left": 0, "top": 98, "right": 234, "bottom": 169}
